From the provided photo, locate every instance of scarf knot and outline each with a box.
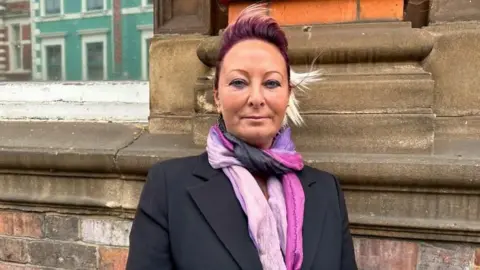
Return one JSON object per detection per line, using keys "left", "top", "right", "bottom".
{"left": 207, "top": 124, "right": 305, "bottom": 270}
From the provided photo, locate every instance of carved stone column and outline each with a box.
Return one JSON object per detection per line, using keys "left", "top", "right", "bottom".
{"left": 149, "top": 0, "right": 220, "bottom": 134}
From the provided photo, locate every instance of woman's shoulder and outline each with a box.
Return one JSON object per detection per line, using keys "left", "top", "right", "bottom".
{"left": 148, "top": 153, "right": 203, "bottom": 175}
{"left": 300, "top": 165, "right": 342, "bottom": 193}
{"left": 301, "top": 165, "right": 337, "bottom": 182}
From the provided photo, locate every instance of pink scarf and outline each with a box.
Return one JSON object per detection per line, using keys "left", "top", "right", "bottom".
{"left": 206, "top": 124, "right": 305, "bottom": 270}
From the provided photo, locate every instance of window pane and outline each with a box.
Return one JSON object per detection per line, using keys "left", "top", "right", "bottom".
{"left": 46, "top": 45, "right": 62, "bottom": 80}
{"left": 12, "top": 24, "right": 22, "bottom": 70}
{"left": 45, "top": 0, "right": 61, "bottom": 15}
{"left": 87, "top": 0, "right": 104, "bottom": 11}
{"left": 12, "top": 24, "right": 20, "bottom": 42}
{"left": 87, "top": 42, "right": 104, "bottom": 80}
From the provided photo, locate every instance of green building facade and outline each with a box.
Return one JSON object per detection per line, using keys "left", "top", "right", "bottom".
{"left": 32, "top": 0, "right": 153, "bottom": 81}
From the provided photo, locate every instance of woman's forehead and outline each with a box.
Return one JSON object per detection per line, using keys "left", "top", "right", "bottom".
{"left": 222, "top": 40, "right": 287, "bottom": 74}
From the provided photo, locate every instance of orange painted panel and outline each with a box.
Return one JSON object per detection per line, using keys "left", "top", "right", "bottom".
{"left": 228, "top": 2, "right": 256, "bottom": 25}
{"left": 360, "top": 0, "right": 404, "bottom": 20}
{"left": 270, "top": 0, "right": 357, "bottom": 25}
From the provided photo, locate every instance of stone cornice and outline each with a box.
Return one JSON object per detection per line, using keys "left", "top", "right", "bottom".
{"left": 0, "top": 121, "right": 479, "bottom": 243}
{"left": 197, "top": 22, "right": 435, "bottom": 66}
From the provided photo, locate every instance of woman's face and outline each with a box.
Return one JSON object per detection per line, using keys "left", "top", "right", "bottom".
{"left": 215, "top": 39, "right": 290, "bottom": 149}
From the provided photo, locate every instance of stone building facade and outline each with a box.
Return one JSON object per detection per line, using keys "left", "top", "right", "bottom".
{"left": 0, "top": 0, "right": 479, "bottom": 269}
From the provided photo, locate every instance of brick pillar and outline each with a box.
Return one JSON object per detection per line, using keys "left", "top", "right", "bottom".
{"left": 227, "top": 0, "right": 404, "bottom": 25}
{"left": 113, "top": 0, "right": 122, "bottom": 78}
{"left": 0, "top": 0, "right": 6, "bottom": 80}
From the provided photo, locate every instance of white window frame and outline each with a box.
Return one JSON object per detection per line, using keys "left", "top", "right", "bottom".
{"left": 82, "top": 0, "right": 107, "bottom": 13}
{"left": 41, "top": 37, "right": 66, "bottom": 81}
{"left": 142, "top": 0, "right": 154, "bottom": 7}
{"left": 82, "top": 34, "right": 108, "bottom": 80}
{"left": 40, "top": 0, "right": 64, "bottom": 17}
{"left": 141, "top": 30, "right": 153, "bottom": 81}
{"left": 8, "top": 23, "right": 23, "bottom": 71}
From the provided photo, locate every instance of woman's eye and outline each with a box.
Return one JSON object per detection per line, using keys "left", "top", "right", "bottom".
{"left": 229, "top": 79, "right": 247, "bottom": 89}
{"left": 264, "top": 80, "right": 281, "bottom": 89}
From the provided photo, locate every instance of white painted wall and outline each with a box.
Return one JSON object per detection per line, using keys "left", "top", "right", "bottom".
{"left": 0, "top": 81, "right": 149, "bottom": 122}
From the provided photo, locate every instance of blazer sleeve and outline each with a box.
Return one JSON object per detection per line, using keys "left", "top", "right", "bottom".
{"left": 126, "top": 165, "right": 173, "bottom": 270}
{"left": 333, "top": 175, "right": 358, "bottom": 270}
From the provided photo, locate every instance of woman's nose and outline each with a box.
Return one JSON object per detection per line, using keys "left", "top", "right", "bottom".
{"left": 248, "top": 85, "right": 265, "bottom": 107}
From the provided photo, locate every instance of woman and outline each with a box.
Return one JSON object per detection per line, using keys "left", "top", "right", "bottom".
{"left": 127, "top": 4, "right": 357, "bottom": 270}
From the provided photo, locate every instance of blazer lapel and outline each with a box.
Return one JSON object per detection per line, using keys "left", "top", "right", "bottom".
{"left": 188, "top": 153, "right": 262, "bottom": 270}
{"left": 299, "top": 169, "right": 328, "bottom": 270}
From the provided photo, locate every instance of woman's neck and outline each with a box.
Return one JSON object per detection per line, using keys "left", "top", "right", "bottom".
{"left": 254, "top": 175, "right": 269, "bottom": 199}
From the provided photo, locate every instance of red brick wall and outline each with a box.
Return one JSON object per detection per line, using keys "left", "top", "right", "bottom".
{"left": 22, "top": 44, "right": 31, "bottom": 70}
{"left": 0, "top": 210, "right": 479, "bottom": 269}
{"left": 0, "top": 211, "right": 130, "bottom": 270}
{"left": 21, "top": 25, "right": 30, "bottom": 41}
{"left": 113, "top": 0, "right": 122, "bottom": 68}
{"left": 5, "top": 1, "right": 29, "bottom": 13}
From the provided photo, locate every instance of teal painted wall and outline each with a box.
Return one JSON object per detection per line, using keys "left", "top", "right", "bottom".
{"left": 34, "top": 0, "right": 153, "bottom": 81}
{"left": 122, "top": 12, "right": 153, "bottom": 80}
{"left": 122, "top": 0, "right": 143, "bottom": 8}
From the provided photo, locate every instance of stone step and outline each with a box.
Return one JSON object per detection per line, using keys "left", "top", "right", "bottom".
{"left": 195, "top": 62, "right": 434, "bottom": 114}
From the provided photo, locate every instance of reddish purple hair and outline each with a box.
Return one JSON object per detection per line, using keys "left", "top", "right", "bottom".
{"left": 214, "top": 5, "right": 290, "bottom": 89}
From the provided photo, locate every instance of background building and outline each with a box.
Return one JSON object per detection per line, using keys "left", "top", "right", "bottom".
{"left": 0, "top": 0, "right": 32, "bottom": 81}
{"left": 32, "top": 0, "right": 153, "bottom": 81}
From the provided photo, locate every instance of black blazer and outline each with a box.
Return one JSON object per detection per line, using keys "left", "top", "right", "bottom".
{"left": 127, "top": 152, "right": 357, "bottom": 270}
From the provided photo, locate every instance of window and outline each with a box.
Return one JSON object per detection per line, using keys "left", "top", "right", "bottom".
{"left": 45, "top": 45, "right": 62, "bottom": 80}
{"left": 141, "top": 30, "right": 153, "bottom": 80}
{"left": 143, "top": 0, "right": 153, "bottom": 6}
{"left": 41, "top": 37, "right": 65, "bottom": 81}
{"left": 82, "top": 35, "right": 107, "bottom": 80}
{"left": 86, "top": 42, "right": 104, "bottom": 80}
{"left": 10, "top": 24, "right": 22, "bottom": 70}
{"left": 86, "top": 0, "right": 104, "bottom": 11}
{"left": 45, "top": 0, "right": 61, "bottom": 15}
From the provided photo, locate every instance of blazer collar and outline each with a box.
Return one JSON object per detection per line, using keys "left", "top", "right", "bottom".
{"left": 190, "top": 152, "right": 263, "bottom": 270}
{"left": 190, "top": 152, "right": 327, "bottom": 270}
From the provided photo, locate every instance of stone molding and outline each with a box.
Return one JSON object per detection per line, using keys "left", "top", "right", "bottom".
{"left": 196, "top": 23, "right": 435, "bottom": 67}
{"left": 1, "top": 121, "right": 479, "bottom": 243}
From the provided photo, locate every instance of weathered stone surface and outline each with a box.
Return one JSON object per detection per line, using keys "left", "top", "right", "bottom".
{"left": 80, "top": 219, "right": 131, "bottom": 246}
{"left": 0, "top": 263, "right": 46, "bottom": 270}
{"left": 195, "top": 63, "right": 434, "bottom": 114}
{"left": 436, "top": 116, "right": 480, "bottom": 140}
{"left": 44, "top": 215, "right": 79, "bottom": 241}
{"left": 0, "top": 211, "right": 43, "bottom": 238}
{"left": 417, "top": 243, "right": 476, "bottom": 269}
{"left": 345, "top": 189, "right": 480, "bottom": 242}
{"left": 353, "top": 237, "right": 418, "bottom": 270}
{"left": 149, "top": 35, "right": 208, "bottom": 117}
{"left": 99, "top": 247, "right": 129, "bottom": 270}
{"left": 0, "top": 122, "right": 141, "bottom": 173}
{"left": 0, "top": 174, "right": 139, "bottom": 210}
{"left": 149, "top": 115, "right": 192, "bottom": 135}
{"left": 424, "top": 29, "right": 480, "bottom": 116}
{"left": 0, "top": 238, "right": 29, "bottom": 263}
{"left": 197, "top": 23, "right": 434, "bottom": 66}
{"left": 194, "top": 114, "right": 434, "bottom": 154}
{"left": 116, "top": 132, "right": 201, "bottom": 175}
{"left": 430, "top": 0, "right": 480, "bottom": 23}
{"left": 28, "top": 241, "right": 96, "bottom": 269}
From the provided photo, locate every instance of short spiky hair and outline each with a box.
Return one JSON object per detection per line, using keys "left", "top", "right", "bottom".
{"left": 214, "top": 3, "right": 320, "bottom": 126}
